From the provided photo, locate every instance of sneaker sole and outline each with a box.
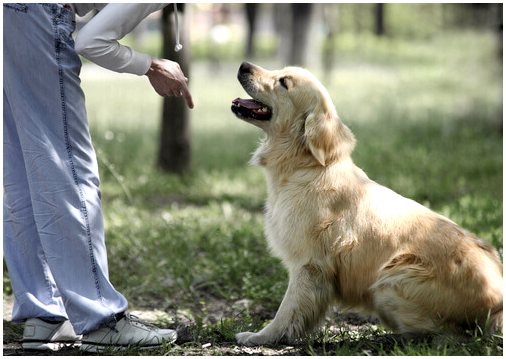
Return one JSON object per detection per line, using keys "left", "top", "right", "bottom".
{"left": 22, "top": 341, "right": 81, "bottom": 351}
{"left": 80, "top": 343, "right": 161, "bottom": 353}
{"left": 80, "top": 335, "right": 177, "bottom": 353}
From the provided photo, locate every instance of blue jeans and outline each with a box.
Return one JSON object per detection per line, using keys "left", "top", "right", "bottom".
{"left": 3, "top": 3, "right": 128, "bottom": 335}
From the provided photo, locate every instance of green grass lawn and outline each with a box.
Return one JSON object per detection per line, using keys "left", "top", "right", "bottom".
{"left": 3, "top": 30, "right": 502, "bottom": 355}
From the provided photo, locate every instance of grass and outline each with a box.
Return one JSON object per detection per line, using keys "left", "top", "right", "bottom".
{"left": 3, "top": 30, "right": 503, "bottom": 355}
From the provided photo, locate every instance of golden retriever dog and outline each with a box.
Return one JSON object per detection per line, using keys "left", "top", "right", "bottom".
{"left": 231, "top": 62, "right": 503, "bottom": 346}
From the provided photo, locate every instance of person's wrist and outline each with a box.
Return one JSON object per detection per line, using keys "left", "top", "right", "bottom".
{"left": 145, "top": 58, "right": 160, "bottom": 77}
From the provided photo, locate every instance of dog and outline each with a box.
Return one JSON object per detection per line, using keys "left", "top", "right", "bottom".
{"left": 231, "top": 62, "right": 503, "bottom": 346}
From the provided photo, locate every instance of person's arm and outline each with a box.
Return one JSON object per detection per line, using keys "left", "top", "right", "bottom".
{"left": 75, "top": 3, "right": 166, "bottom": 75}
{"left": 75, "top": 3, "right": 193, "bottom": 108}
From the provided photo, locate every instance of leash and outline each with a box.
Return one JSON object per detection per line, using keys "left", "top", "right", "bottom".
{"left": 173, "top": 3, "right": 182, "bottom": 52}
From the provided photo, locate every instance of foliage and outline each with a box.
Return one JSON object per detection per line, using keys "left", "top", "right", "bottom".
{"left": 3, "top": 29, "right": 502, "bottom": 356}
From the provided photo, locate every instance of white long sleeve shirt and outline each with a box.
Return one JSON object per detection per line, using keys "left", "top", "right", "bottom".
{"left": 72, "top": 3, "right": 168, "bottom": 75}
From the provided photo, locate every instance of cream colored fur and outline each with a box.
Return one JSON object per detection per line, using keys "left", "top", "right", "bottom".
{"left": 233, "top": 63, "right": 503, "bottom": 346}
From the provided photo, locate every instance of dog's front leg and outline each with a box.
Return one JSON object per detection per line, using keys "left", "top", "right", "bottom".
{"left": 236, "top": 263, "right": 333, "bottom": 346}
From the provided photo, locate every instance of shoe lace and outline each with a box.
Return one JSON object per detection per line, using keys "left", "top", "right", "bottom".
{"left": 124, "top": 313, "right": 160, "bottom": 331}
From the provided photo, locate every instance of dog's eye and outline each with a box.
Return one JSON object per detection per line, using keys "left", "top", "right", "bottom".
{"left": 279, "top": 77, "right": 289, "bottom": 90}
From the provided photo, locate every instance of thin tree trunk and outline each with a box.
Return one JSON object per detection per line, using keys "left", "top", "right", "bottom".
{"left": 374, "top": 3, "right": 385, "bottom": 36}
{"left": 245, "top": 3, "right": 258, "bottom": 58}
{"left": 322, "top": 4, "right": 339, "bottom": 81}
{"left": 290, "top": 3, "right": 313, "bottom": 66}
{"left": 497, "top": 3, "right": 503, "bottom": 60}
{"left": 274, "top": 3, "right": 291, "bottom": 64}
{"left": 158, "top": 5, "right": 191, "bottom": 174}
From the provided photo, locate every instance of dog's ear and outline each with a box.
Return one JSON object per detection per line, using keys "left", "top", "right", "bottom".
{"left": 304, "top": 111, "right": 334, "bottom": 166}
{"left": 304, "top": 106, "right": 355, "bottom": 166}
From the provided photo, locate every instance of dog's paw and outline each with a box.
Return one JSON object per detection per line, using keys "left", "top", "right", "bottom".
{"left": 236, "top": 331, "right": 269, "bottom": 346}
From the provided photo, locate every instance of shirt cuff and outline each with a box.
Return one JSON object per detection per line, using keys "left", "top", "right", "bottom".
{"left": 130, "top": 52, "right": 152, "bottom": 76}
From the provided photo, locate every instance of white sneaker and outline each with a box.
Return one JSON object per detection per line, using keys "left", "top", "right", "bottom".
{"left": 80, "top": 313, "right": 177, "bottom": 353}
{"left": 22, "top": 318, "right": 82, "bottom": 351}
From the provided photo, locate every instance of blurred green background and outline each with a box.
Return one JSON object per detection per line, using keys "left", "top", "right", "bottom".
{"left": 3, "top": 3, "right": 503, "bottom": 354}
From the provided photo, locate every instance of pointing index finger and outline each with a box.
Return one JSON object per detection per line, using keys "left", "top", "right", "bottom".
{"left": 179, "top": 81, "right": 194, "bottom": 109}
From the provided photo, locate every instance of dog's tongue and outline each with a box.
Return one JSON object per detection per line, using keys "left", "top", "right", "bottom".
{"left": 232, "top": 98, "right": 265, "bottom": 109}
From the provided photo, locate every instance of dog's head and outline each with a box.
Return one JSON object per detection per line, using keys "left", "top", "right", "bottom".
{"left": 231, "top": 62, "right": 355, "bottom": 167}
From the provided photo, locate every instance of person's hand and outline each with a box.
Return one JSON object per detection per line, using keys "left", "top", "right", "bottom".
{"left": 145, "top": 58, "right": 194, "bottom": 109}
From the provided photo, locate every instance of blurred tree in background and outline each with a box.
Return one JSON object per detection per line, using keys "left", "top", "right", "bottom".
{"left": 374, "top": 4, "right": 386, "bottom": 36}
{"left": 244, "top": 3, "right": 258, "bottom": 58}
{"left": 159, "top": 4, "right": 191, "bottom": 174}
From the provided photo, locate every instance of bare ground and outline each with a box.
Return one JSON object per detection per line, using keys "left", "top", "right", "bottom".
{"left": 3, "top": 317, "right": 397, "bottom": 356}
{"left": 5, "top": 295, "right": 497, "bottom": 356}
{"left": 3, "top": 295, "right": 396, "bottom": 356}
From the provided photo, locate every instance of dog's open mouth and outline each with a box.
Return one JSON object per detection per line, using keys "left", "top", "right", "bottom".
{"left": 231, "top": 98, "right": 272, "bottom": 121}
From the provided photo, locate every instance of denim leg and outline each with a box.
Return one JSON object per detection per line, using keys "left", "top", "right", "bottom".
{"left": 3, "top": 4, "right": 127, "bottom": 334}
{"left": 4, "top": 94, "right": 69, "bottom": 323}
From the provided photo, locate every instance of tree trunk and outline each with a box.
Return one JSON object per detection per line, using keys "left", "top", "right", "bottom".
{"left": 245, "top": 3, "right": 258, "bottom": 58}
{"left": 374, "top": 3, "right": 385, "bottom": 36}
{"left": 158, "top": 5, "right": 191, "bottom": 174}
{"left": 290, "top": 3, "right": 313, "bottom": 66}
{"left": 497, "top": 3, "right": 503, "bottom": 60}
{"left": 274, "top": 3, "right": 291, "bottom": 64}
{"left": 322, "top": 4, "right": 339, "bottom": 81}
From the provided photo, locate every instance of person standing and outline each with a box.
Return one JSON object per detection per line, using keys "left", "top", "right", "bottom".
{"left": 3, "top": 3, "right": 193, "bottom": 352}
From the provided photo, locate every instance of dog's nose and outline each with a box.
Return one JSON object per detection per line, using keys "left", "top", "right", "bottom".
{"left": 239, "top": 62, "right": 253, "bottom": 74}
{"left": 239, "top": 62, "right": 259, "bottom": 79}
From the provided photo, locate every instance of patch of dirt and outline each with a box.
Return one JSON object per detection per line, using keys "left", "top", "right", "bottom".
{"left": 2, "top": 295, "right": 383, "bottom": 356}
